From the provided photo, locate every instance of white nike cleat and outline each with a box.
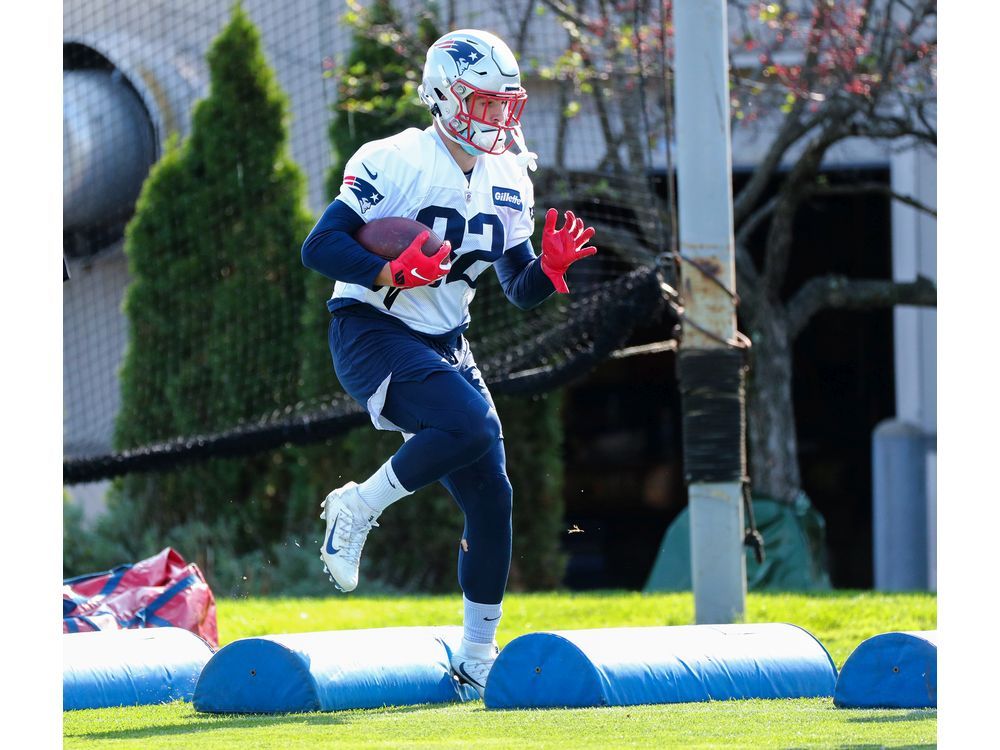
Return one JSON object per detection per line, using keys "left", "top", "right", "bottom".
{"left": 319, "top": 482, "right": 379, "bottom": 593}
{"left": 449, "top": 642, "right": 499, "bottom": 699}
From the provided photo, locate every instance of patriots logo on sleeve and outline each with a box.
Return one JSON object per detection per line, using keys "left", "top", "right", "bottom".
{"left": 434, "top": 39, "right": 481, "bottom": 76}
{"left": 343, "top": 175, "right": 385, "bottom": 214}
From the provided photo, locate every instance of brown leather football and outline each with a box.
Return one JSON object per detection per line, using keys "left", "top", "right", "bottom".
{"left": 354, "top": 217, "right": 445, "bottom": 261}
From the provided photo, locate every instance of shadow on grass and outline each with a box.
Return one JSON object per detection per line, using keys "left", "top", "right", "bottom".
{"left": 844, "top": 708, "right": 937, "bottom": 723}
{"left": 68, "top": 702, "right": 474, "bottom": 742}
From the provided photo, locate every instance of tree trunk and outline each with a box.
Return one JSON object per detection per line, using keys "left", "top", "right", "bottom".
{"left": 745, "top": 298, "right": 801, "bottom": 502}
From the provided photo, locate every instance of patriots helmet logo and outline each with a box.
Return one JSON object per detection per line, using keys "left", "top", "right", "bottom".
{"left": 434, "top": 38, "right": 481, "bottom": 76}
{"left": 343, "top": 175, "right": 385, "bottom": 214}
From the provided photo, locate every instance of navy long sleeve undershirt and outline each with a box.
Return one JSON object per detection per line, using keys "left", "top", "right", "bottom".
{"left": 493, "top": 237, "right": 556, "bottom": 310}
{"left": 301, "top": 199, "right": 555, "bottom": 309}
{"left": 301, "top": 200, "right": 384, "bottom": 289}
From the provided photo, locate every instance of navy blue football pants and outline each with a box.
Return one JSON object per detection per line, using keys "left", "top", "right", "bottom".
{"left": 379, "top": 371, "right": 512, "bottom": 605}
{"left": 327, "top": 310, "right": 513, "bottom": 605}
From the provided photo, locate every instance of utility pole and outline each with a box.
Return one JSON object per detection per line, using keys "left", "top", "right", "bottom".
{"left": 673, "top": 0, "right": 748, "bottom": 624}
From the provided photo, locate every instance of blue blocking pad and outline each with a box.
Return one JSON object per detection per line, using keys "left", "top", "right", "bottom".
{"left": 194, "top": 626, "right": 477, "bottom": 713}
{"left": 484, "top": 623, "right": 838, "bottom": 709}
{"left": 834, "top": 630, "right": 937, "bottom": 709}
{"left": 63, "top": 627, "right": 214, "bottom": 711}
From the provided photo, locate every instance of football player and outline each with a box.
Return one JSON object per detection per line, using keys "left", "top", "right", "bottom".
{"left": 301, "top": 29, "right": 596, "bottom": 697}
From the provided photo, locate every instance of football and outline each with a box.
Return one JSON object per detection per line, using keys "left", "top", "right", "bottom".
{"left": 354, "top": 217, "right": 445, "bottom": 261}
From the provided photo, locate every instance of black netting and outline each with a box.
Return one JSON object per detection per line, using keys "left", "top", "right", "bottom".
{"left": 63, "top": 0, "right": 679, "bottom": 484}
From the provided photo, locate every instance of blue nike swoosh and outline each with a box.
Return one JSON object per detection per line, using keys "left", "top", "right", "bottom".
{"left": 363, "top": 163, "right": 378, "bottom": 180}
{"left": 325, "top": 518, "right": 340, "bottom": 555}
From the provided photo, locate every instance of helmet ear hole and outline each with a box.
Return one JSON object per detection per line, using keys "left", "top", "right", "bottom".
{"left": 434, "top": 88, "right": 447, "bottom": 101}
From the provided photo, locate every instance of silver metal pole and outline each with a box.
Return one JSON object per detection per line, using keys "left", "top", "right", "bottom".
{"left": 673, "top": 0, "right": 746, "bottom": 624}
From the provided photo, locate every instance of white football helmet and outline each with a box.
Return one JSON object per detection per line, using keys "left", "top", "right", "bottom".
{"left": 418, "top": 29, "right": 528, "bottom": 157}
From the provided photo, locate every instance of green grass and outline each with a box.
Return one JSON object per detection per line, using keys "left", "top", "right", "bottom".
{"left": 64, "top": 591, "right": 937, "bottom": 749}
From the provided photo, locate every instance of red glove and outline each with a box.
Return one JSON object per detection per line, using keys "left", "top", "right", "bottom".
{"left": 540, "top": 209, "right": 597, "bottom": 293}
{"left": 389, "top": 231, "right": 452, "bottom": 288}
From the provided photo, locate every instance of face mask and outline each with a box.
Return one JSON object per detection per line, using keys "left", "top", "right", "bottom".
{"left": 459, "top": 140, "right": 482, "bottom": 156}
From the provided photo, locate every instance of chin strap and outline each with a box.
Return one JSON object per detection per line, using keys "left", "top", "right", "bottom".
{"left": 510, "top": 125, "right": 537, "bottom": 173}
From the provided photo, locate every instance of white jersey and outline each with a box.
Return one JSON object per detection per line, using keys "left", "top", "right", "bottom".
{"left": 332, "top": 126, "right": 535, "bottom": 335}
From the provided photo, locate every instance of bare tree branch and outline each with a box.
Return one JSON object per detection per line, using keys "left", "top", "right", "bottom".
{"left": 554, "top": 77, "right": 570, "bottom": 173}
{"left": 539, "top": 0, "right": 588, "bottom": 30}
{"left": 515, "top": 0, "right": 535, "bottom": 54}
{"left": 734, "top": 242, "right": 762, "bottom": 315}
{"left": 731, "top": 109, "right": 825, "bottom": 229}
{"left": 915, "top": 101, "right": 937, "bottom": 142}
{"left": 735, "top": 242, "right": 759, "bottom": 284}
{"left": 735, "top": 195, "right": 778, "bottom": 248}
{"left": 496, "top": 0, "right": 537, "bottom": 55}
{"left": 808, "top": 182, "right": 937, "bottom": 218}
{"left": 731, "top": 0, "right": 839, "bottom": 230}
{"left": 786, "top": 274, "right": 937, "bottom": 339}
{"left": 761, "top": 119, "right": 849, "bottom": 297}
{"left": 850, "top": 112, "right": 937, "bottom": 145}
{"left": 796, "top": 0, "right": 833, "bottom": 100}
{"left": 539, "top": 0, "right": 626, "bottom": 173}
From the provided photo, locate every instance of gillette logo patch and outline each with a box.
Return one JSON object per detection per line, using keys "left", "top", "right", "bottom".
{"left": 493, "top": 188, "right": 523, "bottom": 210}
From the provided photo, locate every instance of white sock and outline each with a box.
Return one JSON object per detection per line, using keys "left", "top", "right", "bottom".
{"left": 463, "top": 595, "right": 502, "bottom": 650}
{"left": 357, "top": 459, "right": 412, "bottom": 515}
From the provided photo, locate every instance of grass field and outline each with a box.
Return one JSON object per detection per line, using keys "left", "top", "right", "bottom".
{"left": 63, "top": 591, "right": 937, "bottom": 749}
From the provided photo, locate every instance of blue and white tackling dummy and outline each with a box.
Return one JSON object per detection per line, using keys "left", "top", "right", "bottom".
{"left": 301, "top": 29, "right": 597, "bottom": 697}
